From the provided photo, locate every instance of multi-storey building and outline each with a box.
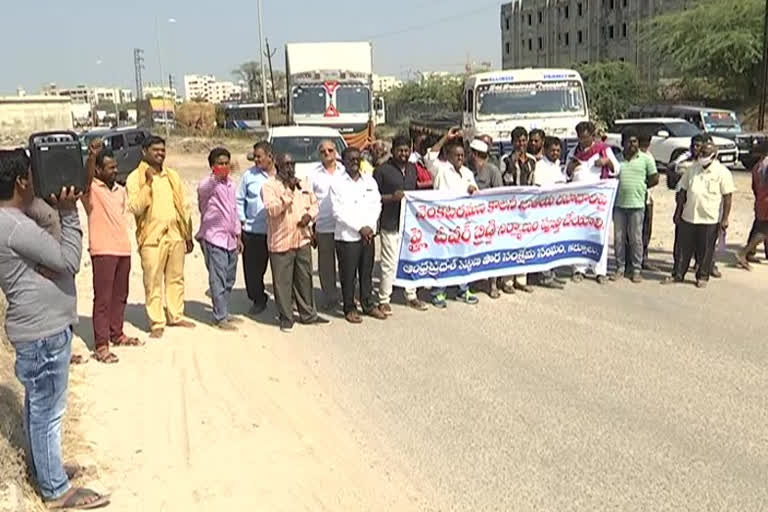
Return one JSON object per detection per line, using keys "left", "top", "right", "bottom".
{"left": 372, "top": 74, "right": 403, "bottom": 93}
{"left": 184, "top": 74, "right": 245, "bottom": 103}
{"left": 500, "top": 0, "right": 691, "bottom": 80}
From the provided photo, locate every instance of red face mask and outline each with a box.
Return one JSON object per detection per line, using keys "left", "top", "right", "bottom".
{"left": 212, "top": 165, "right": 230, "bottom": 179}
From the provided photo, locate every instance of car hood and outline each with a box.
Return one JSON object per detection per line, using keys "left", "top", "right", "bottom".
{"left": 711, "top": 136, "right": 737, "bottom": 148}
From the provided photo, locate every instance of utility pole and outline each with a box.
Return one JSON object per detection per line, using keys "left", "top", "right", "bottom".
{"left": 759, "top": 0, "right": 768, "bottom": 131}
{"left": 154, "top": 16, "right": 169, "bottom": 137}
{"left": 265, "top": 38, "right": 277, "bottom": 102}
{"left": 257, "top": 0, "right": 270, "bottom": 129}
{"left": 134, "top": 48, "right": 145, "bottom": 124}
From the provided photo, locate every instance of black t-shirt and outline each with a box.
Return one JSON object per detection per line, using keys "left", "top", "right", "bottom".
{"left": 373, "top": 159, "right": 418, "bottom": 232}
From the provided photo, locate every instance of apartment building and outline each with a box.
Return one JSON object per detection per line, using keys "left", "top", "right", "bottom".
{"left": 184, "top": 74, "right": 245, "bottom": 103}
{"left": 41, "top": 84, "right": 135, "bottom": 105}
{"left": 500, "top": 0, "right": 691, "bottom": 79}
{"left": 372, "top": 74, "right": 403, "bottom": 93}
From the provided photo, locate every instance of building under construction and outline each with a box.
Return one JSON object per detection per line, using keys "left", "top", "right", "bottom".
{"left": 500, "top": 0, "right": 692, "bottom": 80}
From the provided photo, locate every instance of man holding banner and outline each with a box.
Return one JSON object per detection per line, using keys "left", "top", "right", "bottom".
{"left": 429, "top": 141, "right": 480, "bottom": 308}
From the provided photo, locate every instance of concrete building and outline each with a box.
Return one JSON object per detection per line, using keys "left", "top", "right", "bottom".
{"left": 500, "top": 0, "right": 691, "bottom": 80}
{"left": 56, "top": 84, "right": 91, "bottom": 104}
{"left": 184, "top": 74, "right": 245, "bottom": 103}
{"left": 0, "top": 95, "right": 73, "bottom": 136}
{"left": 372, "top": 74, "right": 403, "bottom": 93}
{"left": 143, "top": 83, "right": 178, "bottom": 101}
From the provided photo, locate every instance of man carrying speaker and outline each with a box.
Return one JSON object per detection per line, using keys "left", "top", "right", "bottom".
{"left": 83, "top": 148, "right": 143, "bottom": 363}
{"left": 127, "top": 136, "right": 195, "bottom": 339}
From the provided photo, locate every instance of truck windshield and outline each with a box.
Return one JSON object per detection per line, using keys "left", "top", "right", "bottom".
{"left": 702, "top": 111, "right": 741, "bottom": 132}
{"left": 293, "top": 86, "right": 327, "bottom": 115}
{"left": 271, "top": 136, "right": 346, "bottom": 164}
{"left": 336, "top": 85, "right": 370, "bottom": 114}
{"left": 476, "top": 80, "right": 585, "bottom": 117}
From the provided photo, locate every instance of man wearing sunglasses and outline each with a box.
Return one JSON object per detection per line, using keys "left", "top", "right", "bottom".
{"left": 308, "top": 140, "right": 345, "bottom": 311}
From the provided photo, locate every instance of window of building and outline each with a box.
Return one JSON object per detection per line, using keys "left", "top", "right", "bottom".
{"left": 619, "top": 57, "right": 625, "bottom": 62}
{"left": 565, "top": 5, "right": 570, "bottom": 18}
{"left": 506, "top": 42, "right": 511, "bottom": 54}
{"left": 565, "top": 32, "right": 570, "bottom": 46}
{"left": 609, "top": 25, "right": 614, "bottom": 39}
{"left": 528, "top": 13, "right": 532, "bottom": 25}
{"left": 600, "top": 26, "right": 606, "bottom": 38}
{"left": 528, "top": 39, "right": 532, "bottom": 51}
{"left": 577, "top": 3, "right": 583, "bottom": 16}
{"left": 538, "top": 37, "right": 543, "bottom": 49}
{"left": 623, "top": 0, "right": 628, "bottom": 6}
{"left": 538, "top": 11, "right": 543, "bottom": 23}
{"left": 558, "top": 33, "right": 562, "bottom": 42}
{"left": 578, "top": 30, "right": 583, "bottom": 44}
{"left": 505, "top": 17, "right": 510, "bottom": 30}
{"left": 622, "top": 23, "right": 627, "bottom": 37}
{"left": 610, "top": 0, "right": 615, "bottom": 9}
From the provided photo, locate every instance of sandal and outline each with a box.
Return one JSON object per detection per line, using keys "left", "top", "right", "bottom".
{"left": 111, "top": 335, "right": 144, "bottom": 347}
{"left": 46, "top": 487, "right": 110, "bottom": 509}
{"left": 69, "top": 354, "right": 88, "bottom": 365}
{"left": 93, "top": 347, "right": 119, "bottom": 364}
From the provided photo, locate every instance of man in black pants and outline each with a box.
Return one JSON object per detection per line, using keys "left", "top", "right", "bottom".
{"left": 236, "top": 141, "right": 275, "bottom": 315}
{"left": 330, "top": 147, "right": 387, "bottom": 324}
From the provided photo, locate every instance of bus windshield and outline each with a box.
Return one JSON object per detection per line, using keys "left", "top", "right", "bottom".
{"left": 476, "top": 80, "right": 586, "bottom": 117}
{"left": 336, "top": 85, "right": 370, "bottom": 114}
{"left": 293, "top": 86, "right": 327, "bottom": 115}
{"left": 702, "top": 111, "right": 742, "bottom": 132}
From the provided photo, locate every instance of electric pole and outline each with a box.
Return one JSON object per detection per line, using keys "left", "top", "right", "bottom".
{"left": 265, "top": 38, "right": 278, "bottom": 102}
{"left": 257, "top": 0, "right": 270, "bottom": 129}
{"left": 759, "top": 0, "right": 768, "bottom": 131}
{"left": 134, "top": 48, "right": 145, "bottom": 124}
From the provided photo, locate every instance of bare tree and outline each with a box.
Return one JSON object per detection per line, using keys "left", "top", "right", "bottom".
{"left": 232, "top": 61, "right": 262, "bottom": 101}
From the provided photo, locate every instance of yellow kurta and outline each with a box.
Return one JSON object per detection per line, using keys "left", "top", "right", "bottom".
{"left": 126, "top": 162, "right": 192, "bottom": 330}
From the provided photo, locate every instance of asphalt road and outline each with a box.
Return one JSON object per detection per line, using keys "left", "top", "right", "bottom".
{"left": 269, "top": 256, "right": 768, "bottom": 511}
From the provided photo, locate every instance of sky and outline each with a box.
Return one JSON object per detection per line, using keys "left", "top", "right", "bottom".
{"left": 2, "top": 0, "right": 503, "bottom": 95}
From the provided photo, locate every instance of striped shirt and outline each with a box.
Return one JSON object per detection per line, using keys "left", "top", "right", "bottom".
{"left": 261, "top": 177, "right": 318, "bottom": 253}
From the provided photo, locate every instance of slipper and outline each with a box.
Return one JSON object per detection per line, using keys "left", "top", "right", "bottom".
{"left": 111, "top": 335, "right": 144, "bottom": 347}
{"left": 69, "top": 355, "right": 88, "bottom": 365}
{"left": 46, "top": 487, "right": 110, "bottom": 509}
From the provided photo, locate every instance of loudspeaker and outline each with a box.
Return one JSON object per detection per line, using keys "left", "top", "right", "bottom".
{"left": 28, "top": 131, "right": 86, "bottom": 199}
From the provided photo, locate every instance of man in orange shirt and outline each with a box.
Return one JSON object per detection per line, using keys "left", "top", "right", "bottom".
{"left": 738, "top": 150, "right": 768, "bottom": 270}
{"left": 262, "top": 153, "right": 329, "bottom": 332}
{"left": 83, "top": 150, "right": 142, "bottom": 364}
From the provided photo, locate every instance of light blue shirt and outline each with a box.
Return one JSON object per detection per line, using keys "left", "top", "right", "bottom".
{"left": 236, "top": 167, "right": 270, "bottom": 234}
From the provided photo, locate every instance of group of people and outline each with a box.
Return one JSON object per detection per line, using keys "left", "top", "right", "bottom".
{"left": 0, "top": 115, "right": 764, "bottom": 507}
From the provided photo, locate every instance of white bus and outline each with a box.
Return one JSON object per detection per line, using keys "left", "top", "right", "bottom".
{"left": 463, "top": 68, "right": 589, "bottom": 154}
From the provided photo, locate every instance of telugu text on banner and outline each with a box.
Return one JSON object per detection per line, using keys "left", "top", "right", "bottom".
{"left": 394, "top": 181, "right": 619, "bottom": 288}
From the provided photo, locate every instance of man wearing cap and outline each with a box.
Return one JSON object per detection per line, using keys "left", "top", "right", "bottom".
{"left": 467, "top": 138, "right": 504, "bottom": 298}
{"left": 374, "top": 135, "right": 429, "bottom": 314}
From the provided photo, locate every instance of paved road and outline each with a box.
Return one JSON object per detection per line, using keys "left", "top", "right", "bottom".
{"left": 273, "top": 260, "right": 768, "bottom": 511}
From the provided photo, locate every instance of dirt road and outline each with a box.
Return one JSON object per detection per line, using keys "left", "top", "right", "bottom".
{"left": 65, "top": 149, "right": 766, "bottom": 510}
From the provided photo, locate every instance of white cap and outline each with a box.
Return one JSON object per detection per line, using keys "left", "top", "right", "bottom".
{"left": 469, "top": 139, "right": 489, "bottom": 154}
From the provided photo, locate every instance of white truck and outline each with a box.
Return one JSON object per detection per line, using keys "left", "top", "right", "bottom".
{"left": 285, "top": 41, "right": 383, "bottom": 149}
{"left": 463, "top": 68, "right": 589, "bottom": 155}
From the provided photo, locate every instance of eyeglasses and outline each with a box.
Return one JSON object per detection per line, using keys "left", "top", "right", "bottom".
{"left": 320, "top": 148, "right": 336, "bottom": 154}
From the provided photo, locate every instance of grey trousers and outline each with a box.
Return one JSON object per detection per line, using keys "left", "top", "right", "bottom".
{"left": 269, "top": 245, "right": 317, "bottom": 323}
{"left": 613, "top": 207, "right": 645, "bottom": 273}
{"left": 316, "top": 232, "right": 339, "bottom": 304}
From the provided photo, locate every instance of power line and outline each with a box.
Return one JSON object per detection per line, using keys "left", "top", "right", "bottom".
{"left": 366, "top": 1, "right": 499, "bottom": 40}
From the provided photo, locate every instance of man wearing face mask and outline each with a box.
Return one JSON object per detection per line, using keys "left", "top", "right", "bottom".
{"left": 664, "top": 142, "right": 734, "bottom": 288}
{"left": 197, "top": 147, "right": 243, "bottom": 331}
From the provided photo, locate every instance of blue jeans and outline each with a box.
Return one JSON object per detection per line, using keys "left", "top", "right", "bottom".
{"left": 432, "top": 284, "right": 469, "bottom": 298}
{"left": 202, "top": 241, "right": 238, "bottom": 324}
{"left": 614, "top": 207, "right": 645, "bottom": 273}
{"left": 14, "top": 327, "right": 72, "bottom": 501}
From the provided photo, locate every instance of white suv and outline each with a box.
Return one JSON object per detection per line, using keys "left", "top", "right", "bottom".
{"left": 607, "top": 118, "right": 738, "bottom": 169}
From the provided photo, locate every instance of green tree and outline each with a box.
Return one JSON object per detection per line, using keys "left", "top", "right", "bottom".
{"left": 385, "top": 75, "right": 464, "bottom": 112}
{"left": 643, "top": 0, "right": 763, "bottom": 101}
{"left": 576, "top": 61, "right": 653, "bottom": 124}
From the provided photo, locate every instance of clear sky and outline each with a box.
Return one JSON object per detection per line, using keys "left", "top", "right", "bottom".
{"left": 3, "top": 0, "right": 503, "bottom": 95}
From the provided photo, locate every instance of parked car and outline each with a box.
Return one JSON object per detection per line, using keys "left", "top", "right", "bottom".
{"left": 606, "top": 118, "right": 738, "bottom": 170}
{"left": 628, "top": 104, "right": 767, "bottom": 168}
{"left": 264, "top": 126, "right": 347, "bottom": 180}
{"left": 79, "top": 127, "right": 150, "bottom": 184}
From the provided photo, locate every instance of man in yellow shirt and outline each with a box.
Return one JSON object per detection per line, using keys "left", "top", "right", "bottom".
{"left": 126, "top": 136, "right": 195, "bottom": 338}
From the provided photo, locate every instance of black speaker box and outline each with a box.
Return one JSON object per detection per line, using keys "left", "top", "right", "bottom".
{"left": 28, "top": 131, "right": 86, "bottom": 199}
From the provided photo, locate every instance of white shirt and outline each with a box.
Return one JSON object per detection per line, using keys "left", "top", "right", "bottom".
{"left": 330, "top": 172, "right": 382, "bottom": 242}
{"left": 308, "top": 161, "right": 346, "bottom": 234}
{"left": 567, "top": 145, "right": 620, "bottom": 183}
{"left": 433, "top": 164, "right": 477, "bottom": 193}
{"left": 534, "top": 157, "right": 566, "bottom": 186}
{"left": 408, "top": 152, "right": 422, "bottom": 164}
{"left": 425, "top": 150, "right": 452, "bottom": 179}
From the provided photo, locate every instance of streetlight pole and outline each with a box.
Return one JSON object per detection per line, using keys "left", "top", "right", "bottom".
{"left": 154, "top": 16, "right": 170, "bottom": 138}
{"left": 759, "top": 0, "right": 768, "bottom": 131}
{"left": 257, "top": 0, "right": 270, "bottom": 130}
